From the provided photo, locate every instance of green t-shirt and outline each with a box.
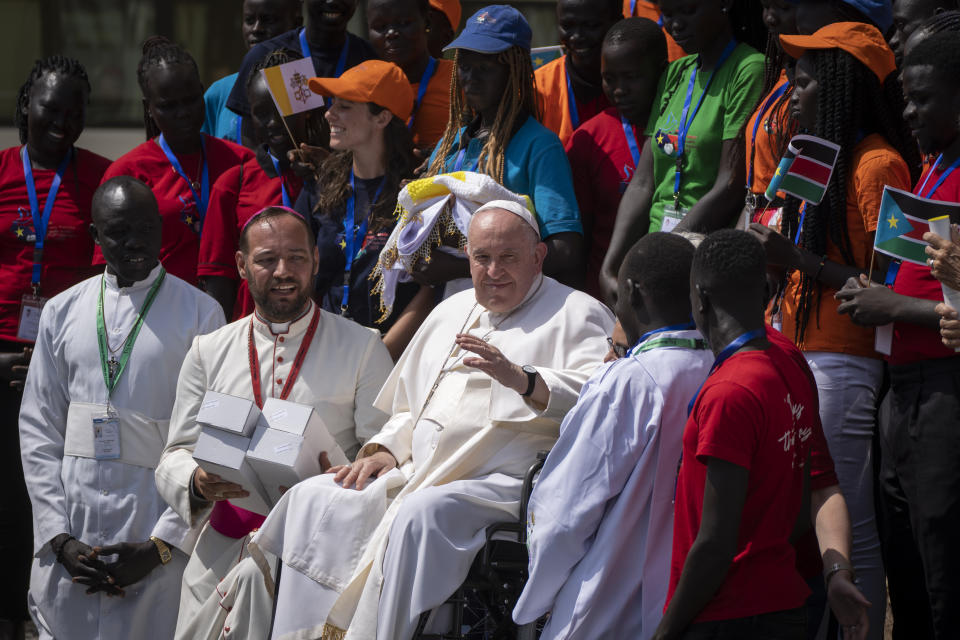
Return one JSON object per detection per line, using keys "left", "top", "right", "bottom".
{"left": 644, "top": 43, "right": 764, "bottom": 232}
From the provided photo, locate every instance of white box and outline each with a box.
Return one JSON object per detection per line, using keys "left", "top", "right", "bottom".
{"left": 257, "top": 398, "right": 349, "bottom": 467}
{"left": 196, "top": 391, "right": 260, "bottom": 437}
{"left": 193, "top": 427, "right": 272, "bottom": 515}
{"left": 246, "top": 427, "right": 323, "bottom": 505}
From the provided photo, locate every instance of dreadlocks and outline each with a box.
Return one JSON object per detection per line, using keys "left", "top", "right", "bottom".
{"left": 780, "top": 49, "right": 921, "bottom": 343}
{"left": 427, "top": 46, "right": 540, "bottom": 182}
{"left": 136, "top": 36, "right": 201, "bottom": 141}
{"left": 314, "top": 105, "right": 417, "bottom": 234}
{"left": 916, "top": 9, "right": 960, "bottom": 34}
{"left": 15, "top": 56, "right": 91, "bottom": 145}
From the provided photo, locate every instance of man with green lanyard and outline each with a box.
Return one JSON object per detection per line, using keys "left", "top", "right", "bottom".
{"left": 514, "top": 232, "right": 713, "bottom": 639}
{"left": 18, "top": 176, "right": 225, "bottom": 639}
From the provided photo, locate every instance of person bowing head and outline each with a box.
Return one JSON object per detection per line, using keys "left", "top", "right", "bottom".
{"left": 99, "top": 37, "right": 254, "bottom": 287}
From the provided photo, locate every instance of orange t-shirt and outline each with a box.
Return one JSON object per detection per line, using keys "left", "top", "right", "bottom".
{"left": 781, "top": 134, "right": 912, "bottom": 358}
{"left": 621, "top": 0, "right": 686, "bottom": 62}
{"left": 535, "top": 56, "right": 611, "bottom": 146}
{"left": 410, "top": 58, "right": 454, "bottom": 150}
{"left": 745, "top": 70, "right": 794, "bottom": 194}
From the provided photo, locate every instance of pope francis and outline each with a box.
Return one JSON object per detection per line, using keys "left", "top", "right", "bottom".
{"left": 195, "top": 200, "right": 615, "bottom": 640}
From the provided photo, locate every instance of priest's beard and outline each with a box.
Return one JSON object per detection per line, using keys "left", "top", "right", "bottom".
{"left": 245, "top": 266, "right": 312, "bottom": 322}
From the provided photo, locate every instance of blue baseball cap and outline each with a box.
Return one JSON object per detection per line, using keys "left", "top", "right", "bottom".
{"left": 443, "top": 5, "right": 532, "bottom": 54}
{"left": 786, "top": 0, "right": 893, "bottom": 33}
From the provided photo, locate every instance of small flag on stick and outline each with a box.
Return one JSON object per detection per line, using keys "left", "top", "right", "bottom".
{"left": 874, "top": 186, "right": 960, "bottom": 265}
{"left": 765, "top": 134, "right": 841, "bottom": 204}
{"left": 531, "top": 45, "right": 563, "bottom": 71}
{"left": 261, "top": 58, "right": 326, "bottom": 117}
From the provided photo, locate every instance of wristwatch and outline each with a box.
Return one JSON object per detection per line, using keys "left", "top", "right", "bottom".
{"left": 150, "top": 536, "right": 173, "bottom": 565}
{"left": 521, "top": 365, "right": 538, "bottom": 397}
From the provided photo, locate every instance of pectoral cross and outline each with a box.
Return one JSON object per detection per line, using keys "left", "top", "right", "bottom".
{"left": 108, "top": 357, "right": 119, "bottom": 379}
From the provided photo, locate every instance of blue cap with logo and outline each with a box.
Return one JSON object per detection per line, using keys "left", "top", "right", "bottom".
{"left": 786, "top": 0, "right": 892, "bottom": 33}
{"left": 443, "top": 5, "right": 533, "bottom": 54}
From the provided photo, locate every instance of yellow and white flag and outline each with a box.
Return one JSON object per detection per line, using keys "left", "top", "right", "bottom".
{"left": 260, "top": 58, "right": 326, "bottom": 116}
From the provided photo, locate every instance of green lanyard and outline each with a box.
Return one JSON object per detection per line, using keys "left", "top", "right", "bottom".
{"left": 633, "top": 336, "right": 707, "bottom": 354}
{"left": 97, "top": 268, "right": 166, "bottom": 397}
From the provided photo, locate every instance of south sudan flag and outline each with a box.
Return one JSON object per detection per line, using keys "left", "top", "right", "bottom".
{"left": 531, "top": 46, "right": 563, "bottom": 71}
{"left": 765, "top": 134, "right": 841, "bottom": 204}
{"left": 875, "top": 186, "right": 960, "bottom": 265}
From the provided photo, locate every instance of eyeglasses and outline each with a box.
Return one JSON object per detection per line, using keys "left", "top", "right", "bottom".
{"left": 607, "top": 337, "right": 628, "bottom": 359}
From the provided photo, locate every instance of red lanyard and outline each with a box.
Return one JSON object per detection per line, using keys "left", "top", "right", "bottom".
{"left": 247, "top": 306, "right": 321, "bottom": 409}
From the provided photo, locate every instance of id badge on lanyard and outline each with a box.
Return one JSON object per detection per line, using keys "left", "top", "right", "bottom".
{"left": 17, "top": 293, "right": 46, "bottom": 342}
{"left": 661, "top": 204, "right": 685, "bottom": 232}
{"left": 92, "top": 413, "right": 121, "bottom": 460}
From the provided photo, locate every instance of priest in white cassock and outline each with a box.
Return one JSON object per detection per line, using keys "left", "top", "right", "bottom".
{"left": 18, "top": 176, "right": 225, "bottom": 639}
{"left": 154, "top": 206, "right": 393, "bottom": 640}
{"left": 196, "top": 200, "right": 615, "bottom": 640}
{"left": 512, "top": 232, "right": 713, "bottom": 640}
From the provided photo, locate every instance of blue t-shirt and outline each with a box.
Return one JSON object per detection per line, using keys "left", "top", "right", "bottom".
{"left": 428, "top": 116, "right": 583, "bottom": 238}
{"left": 202, "top": 73, "right": 241, "bottom": 143}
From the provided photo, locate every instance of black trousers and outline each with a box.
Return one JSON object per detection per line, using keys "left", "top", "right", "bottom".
{"left": 679, "top": 607, "right": 807, "bottom": 640}
{"left": 879, "top": 356, "right": 960, "bottom": 640}
{"left": 0, "top": 341, "right": 32, "bottom": 621}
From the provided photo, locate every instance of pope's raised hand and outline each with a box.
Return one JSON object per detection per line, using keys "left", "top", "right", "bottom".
{"left": 457, "top": 333, "right": 526, "bottom": 394}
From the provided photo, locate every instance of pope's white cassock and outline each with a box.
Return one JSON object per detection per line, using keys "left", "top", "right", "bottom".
{"left": 154, "top": 300, "right": 393, "bottom": 639}
{"left": 19, "top": 264, "right": 225, "bottom": 639}
{"left": 202, "top": 273, "right": 615, "bottom": 640}
{"left": 512, "top": 327, "right": 714, "bottom": 639}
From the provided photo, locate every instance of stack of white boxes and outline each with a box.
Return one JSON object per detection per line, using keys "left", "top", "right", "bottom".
{"left": 192, "top": 391, "right": 349, "bottom": 514}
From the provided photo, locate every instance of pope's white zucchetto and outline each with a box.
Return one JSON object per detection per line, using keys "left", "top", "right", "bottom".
{"left": 472, "top": 199, "right": 541, "bottom": 240}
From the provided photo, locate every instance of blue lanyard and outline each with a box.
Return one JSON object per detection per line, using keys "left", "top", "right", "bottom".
{"left": 452, "top": 138, "right": 480, "bottom": 172}
{"left": 687, "top": 328, "right": 765, "bottom": 416}
{"left": 795, "top": 203, "right": 806, "bottom": 245}
{"left": 627, "top": 321, "right": 696, "bottom": 357}
{"left": 267, "top": 152, "right": 292, "bottom": 208}
{"left": 301, "top": 29, "right": 350, "bottom": 109}
{"left": 157, "top": 134, "right": 209, "bottom": 228}
{"left": 747, "top": 83, "right": 789, "bottom": 190}
{"left": 673, "top": 39, "right": 737, "bottom": 203}
{"left": 20, "top": 146, "right": 71, "bottom": 288}
{"left": 235, "top": 115, "right": 243, "bottom": 144}
{"left": 917, "top": 153, "right": 960, "bottom": 199}
{"left": 565, "top": 58, "right": 581, "bottom": 130}
{"left": 621, "top": 116, "right": 642, "bottom": 169}
{"left": 342, "top": 170, "right": 386, "bottom": 312}
{"left": 408, "top": 57, "right": 438, "bottom": 131}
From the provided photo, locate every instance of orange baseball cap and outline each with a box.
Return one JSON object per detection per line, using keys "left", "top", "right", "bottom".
{"left": 429, "top": 0, "right": 462, "bottom": 30}
{"left": 779, "top": 22, "right": 896, "bottom": 82}
{"left": 308, "top": 60, "right": 415, "bottom": 121}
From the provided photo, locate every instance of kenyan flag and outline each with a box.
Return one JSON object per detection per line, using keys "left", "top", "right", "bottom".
{"left": 874, "top": 186, "right": 960, "bottom": 265}
{"left": 765, "top": 134, "right": 841, "bottom": 204}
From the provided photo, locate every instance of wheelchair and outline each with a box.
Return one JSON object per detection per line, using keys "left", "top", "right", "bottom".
{"left": 412, "top": 451, "right": 549, "bottom": 640}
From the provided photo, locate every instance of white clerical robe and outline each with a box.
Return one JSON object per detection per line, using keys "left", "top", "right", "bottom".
{"left": 154, "top": 301, "right": 393, "bottom": 638}
{"left": 223, "top": 275, "right": 615, "bottom": 640}
{"left": 18, "top": 265, "right": 225, "bottom": 640}
{"left": 512, "top": 329, "right": 714, "bottom": 640}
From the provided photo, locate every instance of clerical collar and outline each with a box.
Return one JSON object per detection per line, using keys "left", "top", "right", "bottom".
{"left": 486, "top": 273, "right": 544, "bottom": 320}
{"left": 103, "top": 263, "right": 164, "bottom": 293}
{"left": 253, "top": 302, "right": 315, "bottom": 336}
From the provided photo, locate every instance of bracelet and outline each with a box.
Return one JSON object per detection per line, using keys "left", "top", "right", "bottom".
{"left": 813, "top": 255, "right": 827, "bottom": 282}
{"left": 824, "top": 562, "right": 854, "bottom": 586}
{"left": 53, "top": 535, "right": 75, "bottom": 563}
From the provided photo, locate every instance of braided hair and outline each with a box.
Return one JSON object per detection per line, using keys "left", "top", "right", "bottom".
{"left": 780, "top": 49, "right": 921, "bottom": 343}
{"left": 427, "top": 46, "right": 540, "bottom": 182}
{"left": 915, "top": 9, "right": 960, "bottom": 35}
{"left": 15, "top": 56, "right": 91, "bottom": 145}
{"left": 136, "top": 36, "right": 201, "bottom": 140}
{"left": 248, "top": 48, "right": 329, "bottom": 148}
{"left": 314, "top": 105, "right": 417, "bottom": 234}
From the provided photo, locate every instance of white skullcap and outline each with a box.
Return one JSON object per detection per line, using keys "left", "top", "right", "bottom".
{"left": 472, "top": 199, "right": 540, "bottom": 239}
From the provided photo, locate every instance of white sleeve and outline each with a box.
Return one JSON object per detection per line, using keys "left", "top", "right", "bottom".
{"left": 18, "top": 302, "right": 73, "bottom": 554}
{"left": 351, "top": 332, "right": 393, "bottom": 444}
{"left": 512, "top": 370, "right": 663, "bottom": 624}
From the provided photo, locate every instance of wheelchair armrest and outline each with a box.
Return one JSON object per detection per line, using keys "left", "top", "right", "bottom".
{"left": 518, "top": 450, "right": 550, "bottom": 545}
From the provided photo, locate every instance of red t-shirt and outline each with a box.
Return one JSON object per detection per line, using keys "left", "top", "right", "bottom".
{"left": 889, "top": 161, "right": 960, "bottom": 366}
{"left": 0, "top": 146, "right": 111, "bottom": 342}
{"left": 96, "top": 134, "right": 253, "bottom": 285}
{"left": 668, "top": 336, "right": 826, "bottom": 622}
{"left": 565, "top": 108, "right": 645, "bottom": 299}
{"left": 198, "top": 152, "right": 304, "bottom": 319}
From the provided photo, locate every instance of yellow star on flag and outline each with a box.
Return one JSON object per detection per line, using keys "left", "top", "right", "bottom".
{"left": 775, "top": 167, "right": 782, "bottom": 177}
{"left": 887, "top": 214, "right": 899, "bottom": 229}
{"left": 339, "top": 239, "right": 346, "bottom": 250}
{"left": 15, "top": 227, "right": 24, "bottom": 238}
{"left": 657, "top": 134, "right": 665, "bottom": 145}
{"left": 534, "top": 57, "right": 544, "bottom": 67}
